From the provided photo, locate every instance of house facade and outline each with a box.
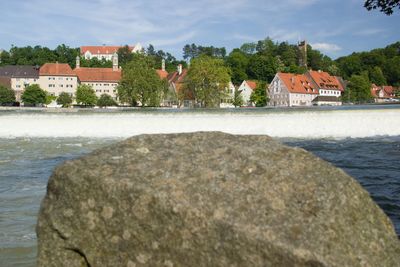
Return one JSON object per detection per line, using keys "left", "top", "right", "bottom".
{"left": 306, "top": 70, "right": 343, "bottom": 106}
{"left": 238, "top": 80, "right": 257, "bottom": 106}
{"left": 371, "top": 84, "right": 396, "bottom": 102}
{"left": 268, "top": 73, "right": 318, "bottom": 107}
{"left": 74, "top": 54, "right": 121, "bottom": 100}
{"left": 80, "top": 43, "right": 142, "bottom": 60}
{"left": 0, "top": 65, "right": 40, "bottom": 102}
{"left": 38, "top": 63, "right": 78, "bottom": 97}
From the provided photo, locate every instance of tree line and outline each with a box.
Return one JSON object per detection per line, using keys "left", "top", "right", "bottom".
{"left": 1, "top": 40, "right": 399, "bottom": 87}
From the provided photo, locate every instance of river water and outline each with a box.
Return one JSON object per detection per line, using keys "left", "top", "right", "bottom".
{"left": 0, "top": 106, "right": 399, "bottom": 266}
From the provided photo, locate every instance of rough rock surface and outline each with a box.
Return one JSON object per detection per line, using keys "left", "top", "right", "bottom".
{"left": 37, "top": 132, "right": 400, "bottom": 267}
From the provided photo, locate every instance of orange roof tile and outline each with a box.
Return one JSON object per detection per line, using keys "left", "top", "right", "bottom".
{"left": 278, "top": 72, "right": 318, "bottom": 94}
{"left": 308, "top": 70, "right": 344, "bottom": 91}
{"left": 371, "top": 84, "right": 395, "bottom": 98}
{"left": 74, "top": 67, "right": 121, "bottom": 82}
{"left": 156, "top": 69, "right": 169, "bottom": 80}
{"left": 245, "top": 80, "right": 257, "bottom": 90}
{"left": 80, "top": 46, "right": 134, "bottom": 55}
{"left": 40, "top": 63, "right": 75, "bottom": 76}
{"left": 168, "top": 69, "right": 188, "bottom": 85}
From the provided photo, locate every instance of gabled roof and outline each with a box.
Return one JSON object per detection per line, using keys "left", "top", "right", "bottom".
{"left": 308, "top": 70, "right": 344, "bottom": 91}
{"left": 278, "top": 72, "right": 318, "bottom": 94}
{"left": 245, "top": 80, "right": 257, "bottom": 90}
{"left": 168, "top": 69, "right": 188, "bottom": 84}
{"left": 74, "top": 67, "right": 121, "bottom": 82}
{"left": 371, "top": 84, "right": 395, "bottom": 98}
{"left": 156, "top": 69, "right": 169, "bottom": 80}
{"left": 80, "top": 46, "right": 134, "bottom": 55}
{"left": 0, "top": 65, "right": 39, "bottom": 78}
{"left": 40, "top": 63, "right": 76, "bottom": 76}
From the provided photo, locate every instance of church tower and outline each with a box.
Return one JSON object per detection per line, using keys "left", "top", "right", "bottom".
{"left": 112, "top": 52, "right": 118, "bottom": 71}
{"left": 298, "top": 40, "right": 307, "bottom": 68}
{"left": 76, "top": 56, "right": 80, "bottom": 69}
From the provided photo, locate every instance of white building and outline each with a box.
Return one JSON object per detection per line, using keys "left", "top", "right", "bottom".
{"left": 38, "top": 63, "right": 78, "bottom": 97}
{"left": 80, "top": 43, "right": 142, "bottom": 60}
{"left": 238, "top": 80, "right": 257, "bottom": 106}
{"left": 220, "top": 82, "right": 236, "bottom": 108}
{"left": 306, "top": 70, "right": 343, "bottom": 106}
{"left": 268, "top": 73, "right": 318, "bottom": 107}
{"left": 74, "top": 54, "right": 121, "bottom": 100}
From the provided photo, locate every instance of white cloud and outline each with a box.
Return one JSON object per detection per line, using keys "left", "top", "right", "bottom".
{"left": 310, "top": 42, "right": 342, "bottom": 52}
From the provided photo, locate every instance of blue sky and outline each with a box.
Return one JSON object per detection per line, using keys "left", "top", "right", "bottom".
{"left": 1, "top": 0, "right": 399, "bottom": 59}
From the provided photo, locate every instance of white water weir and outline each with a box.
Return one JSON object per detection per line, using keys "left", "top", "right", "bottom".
{"left": 0, "top": 108, "right": 399, "bottom": 139}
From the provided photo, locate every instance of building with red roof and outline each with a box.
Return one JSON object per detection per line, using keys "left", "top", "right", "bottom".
{"left": 268, "top": 73, "right": 318, "bottom": 107}
{"left": 80, "top": 43, "right": 142, "bottom": 61}
{"left": 38, "top": 63, "right": 78, "bottom": 97}
{"left": 371, "top": 84, "right": 396, "bottom": 102}
{"left": 268, "top": 70, "right": 345, "bottom": 107}
{"left": 238, "top": 80, "right": 258, "bottom": 106}
{"left": 74, "top": 55, "right": 121, "bottom": 99}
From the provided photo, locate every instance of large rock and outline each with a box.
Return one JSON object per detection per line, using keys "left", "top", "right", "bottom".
{"left": 37, "top": 132, "right": 400, "bottom": 267}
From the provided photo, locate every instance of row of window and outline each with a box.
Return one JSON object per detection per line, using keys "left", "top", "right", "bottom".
{"left": 96, "top": 89, "right": 112, "bottom": 93}
{"left": 87, "top": 83, "right": 117, "bottom": 87}
{"left": 321, "top": 90, "right": 340, "bottom": 95}
{"left": 48, "top": 84, "right": 74, "bottom": 88}
{"left": 16, "top": 78, "right": 37, "bottom": 82}
{"left": 47, "top": 77, "right": 74, "bottom": 81}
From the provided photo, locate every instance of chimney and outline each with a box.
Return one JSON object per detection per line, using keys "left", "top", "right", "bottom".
{"left": 76, "top": 56, "right": 80, "bottom": 69}
{"left": 162, "top": 59, "right": 166, "bottom": 72}
{"left": 178, "top": 64, "right": 183, "bottom": 75}
{"left": 291, "top": 76, "right": 295, "bottom": 85}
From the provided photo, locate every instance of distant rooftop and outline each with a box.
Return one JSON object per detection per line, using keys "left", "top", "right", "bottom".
{"left": 0, "top": 65, "right": 39, "bottom": 78}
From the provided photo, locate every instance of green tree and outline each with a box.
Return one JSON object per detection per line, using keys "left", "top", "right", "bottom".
{"left": 0, "top": 85, "right": 15, "bottom": 105}
{"left": 247, "top": 54, "right": 277, "bottom": 82}
{"left": 57, "top": 92, "right": 73, "bottom": 107}
{"left": 97, "top": 94, "right": 117, "bottom": 107}
{"left": 364, "top": 0, "right": 400, "bottom": 15}
{"left": 184, "top": 55, "right": 231, "bottom": 108}
{"left": 226, "top": 49, "right": 249, "bottom": 85}
{"left": 250, "top": 81, "right": 269, "bottom": 107}
{"left": 343, "top": 75, "right": 372, "bottom": 103}
{"left": 76, "top": 84, "right": 97, "bottom": 106}
{"left": 117, "top": 45, "right": 134, "bottom": 66}
{"left": 384, "top": 56, "right": 400, "bottom": 86}
{"left": 118, "top": 54, "right": 168, "bottom": 107}
{"left": 232, "top": 88, "right": 244, "bottom": 107}
{"left": 21, "top": 84, "right": 47, "bottom": 106}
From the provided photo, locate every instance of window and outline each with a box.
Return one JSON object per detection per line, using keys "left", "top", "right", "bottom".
{"left": 60, "top": 85, "right": 63, "bottom": 87}
{"left": 59, "top": 77, "right": 63, "bottom": 80}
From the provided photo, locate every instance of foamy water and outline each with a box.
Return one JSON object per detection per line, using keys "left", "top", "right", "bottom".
{"left": 0, "top": 108, "right": 399, "bottom": 138}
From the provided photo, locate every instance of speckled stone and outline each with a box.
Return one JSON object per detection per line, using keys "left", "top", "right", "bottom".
{"left": 36, "top": 132, "right": 400, "bottom": 267}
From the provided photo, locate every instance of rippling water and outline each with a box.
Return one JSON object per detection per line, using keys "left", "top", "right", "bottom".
{"left": 0, "top": 107, "right": 399, "bottom": 266}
